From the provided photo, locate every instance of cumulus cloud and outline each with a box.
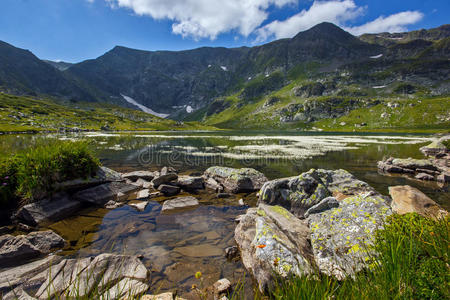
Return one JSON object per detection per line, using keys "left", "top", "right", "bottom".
{"left": 256, "top": 0, "right": 424, "bottom": 41}
{"left": 106, "top": 0, "right": 296, "bottom": 40}
{"left": 344, "top": 11, "right": 424, "bottom": 35}
{"left": 255, "top": 0, "right": 363, "bottom": 41}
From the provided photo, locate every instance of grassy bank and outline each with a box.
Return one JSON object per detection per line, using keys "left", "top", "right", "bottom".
{"left": 271, "top": 213, "right": 449, "bottom": 300}
{"left": 0, "top": 93, "right": 215, "bottom": 132}
{"left": 0, "top": 140, "right": 99, "bottom": 207}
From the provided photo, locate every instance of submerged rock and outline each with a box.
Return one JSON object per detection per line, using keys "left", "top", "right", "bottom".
{"left": 388, "top": 185, "right": 447, "bottom": 219}
{"left": 35, "top": 253, "right": 149, "bottom": 300}
{"left": 204, "top": 166, "right": 268, "bottom": 193}
{"left": 73, "top": 181, "right": 140, "bottom": 206}
{"left": 162, "top": 196, "right": 199, "bottom": 212}
{"left": 15, "top": 193, "right": 81, "bottom": 226}
{"left": 0, "top": 230, "right": 65, "bottom": 268}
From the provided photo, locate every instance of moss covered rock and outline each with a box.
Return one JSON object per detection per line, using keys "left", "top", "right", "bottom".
{"left": 203, "top": 166, "right": 268, "bottom": 193}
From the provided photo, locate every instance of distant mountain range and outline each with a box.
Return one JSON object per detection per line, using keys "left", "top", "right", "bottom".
{"left": 0, "top": 22, "right": 449, "bottom": 120}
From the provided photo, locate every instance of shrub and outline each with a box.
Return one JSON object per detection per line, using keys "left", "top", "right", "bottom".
{"left": 0, "top": 140, "right": 99, "bottom": 207}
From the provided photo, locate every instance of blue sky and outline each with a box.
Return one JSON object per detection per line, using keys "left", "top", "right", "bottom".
{"left": 0, "top": 0, "right": 448, "bottom": 62}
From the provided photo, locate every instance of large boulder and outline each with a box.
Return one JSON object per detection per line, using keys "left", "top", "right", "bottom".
{"left": 203, "top": 167, "right": 268, "bottom": 193}
{"left": 73, "top": 181, "right": 140, "bottom": 206}
{"left": 15, "top": 193, "right": 81, "bottom": 226}
{"left": 235, "top": 204, "right": 314, "bottom": 292}
{"left": 258, "top": 169, "right": 377, "bottom": 218}
{"left": 307, "top": 193, "right": 391, "bottom": 279}
{"left": 0, "top": 230, "right": 65, "bottom": 268}
{"left": 35, "top": 253, "right": 149, "bottom": 300}
{"left": 388, "top": 185, "right": 448, "bottom": 219}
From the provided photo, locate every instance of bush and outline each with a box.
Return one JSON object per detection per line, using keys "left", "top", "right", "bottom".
{"left": 271, "top": 213, "right": 449, "bottom": 300}
{"left": 0, "top": 140, "right": 99, "bottom": 207}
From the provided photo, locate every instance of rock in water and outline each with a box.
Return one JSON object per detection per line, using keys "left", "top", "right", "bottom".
{"left": 176, "top": 175, "right": 204, "bottom": 190}
{"left": 203, "top": 166, "right": 268, "bottom": 193}
{"left": 15, "top": 193, "right": 81, "bottom": 226}
{"left": 35, "top": 253, "right": 149, "bottom": 299}
{"left": 122, "top": 170, "right": 156, "bottom": 181}
{"left": 158, "top": 184, "right": 181, "bottom": 196}
{"left": 161, "top": 196, "right": 199, "bottom": 212}
{"left": 388, "top": 185, "right": 447, "bottom": 219}
{"left": 151, "top": 173, "right": 178, "bottom": 188}
{"left": 235, "top": 204, "right": 314, "bottom": 292}
{"left": 0, "top": 230, "right": 65, "bottom": 268}
{"left": 73, "top": 182, "right": 140, "bottom": 206}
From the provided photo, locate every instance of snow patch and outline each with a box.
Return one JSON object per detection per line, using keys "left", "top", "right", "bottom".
{"left": 370, "top": 54, "right": 383, "bottom": 59}
{"left": 186, "top": 105, "right": 194, "bottom": 113}
{"left": 121, "top": 94, "right": 169, "bottom": 118}
{"left": 208, "top": 64, "right": 212, "bottom": 68}
{"left": 220, "top": 66, "right": 227, "bottom": 71}
{"left": 372, "top": 85, "right": 386, "bottom": 89}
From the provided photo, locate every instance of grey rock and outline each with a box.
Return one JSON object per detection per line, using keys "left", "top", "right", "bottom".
{"left": 235, "top": 204, "right": 313, "bottom": 292}
{"left": 73, "top": 181, "right": 140, "bottom": 206}
{"left": 214, "top": 278, "right": 231, "bottom": 295}
{"left": 308, "top": 193, "right": 391, "bottom": 279}
{"left": 176, "top": 175, "right": 204, "bottom": 190}
{"left": 160, "top": 166, "right": 177, "bottom": 176}
{"left": 415, "top": 173, "right": 434, "bottom": 181}
{"left": 304, "top": 196, "right": 339, "bottom": 218}
{"left": 158, "top": 184, "right": 181, "bottom": 196}
{"left": 35, "top": 253, "right": 149, "bottom": 299}
{"left": 204, "top": 166, "right": 268, "bottom": 193}
{"left": 53, "top": 166, "right": 123, "bottom": 192}
{"left": 129, "top": 201, "right": 148, "bottom": 212}
{"left": 15, "top": 193, "right": 81, "bottom": 226}
{"left": 437, "top": 173, "right": 450, "bottom": 183}
{"left": 136, "top": 189, "right": 150, "bottom": 200}
{"left": 135, "top": 178, "right": 152, "bottom": 188}
{"left": 0, "top": 231, "right": 65, "bottom": 268}
{"left": 161, "top": 196, "right": 199, "bottom": 212}
{"left": 151, "top": 173, "right": 178, "bottom": 188}
{"left": 122, "top": 170, "right": 156, "bottom": 181}
{"left": 205, "top": 177, "right": 223, "bottom": 192}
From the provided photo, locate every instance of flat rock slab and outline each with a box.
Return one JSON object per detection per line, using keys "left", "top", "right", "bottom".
{"left": 204, "top": 166, "right": 268, "bottom": 193}
{"left": 15, "top": 193, "right": 81, "bottom": 226}
{"left": 73, "top": 182, "right": 140, "bottom": 206}
{"left": 161, "top": 196, "right": 199, "bottom": 212}
{"left": 53, "top": 166, "right": 123, "bottom": 192}
{"left": 129, "top": 201, "right": 149, "bottom": 212}
{"left": 0, "top": 230, "right": 65, "bottom": 269}
{"left": 389, "top": 185, "right": 447, "bottom": 219}
{"left": 122, "top": 171, "right": 156, "bottom": 181}
{"left": 35, "top": 253, "right": 149, "bottom": 299}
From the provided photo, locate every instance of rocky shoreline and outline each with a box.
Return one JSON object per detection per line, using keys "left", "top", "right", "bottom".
{"left": 0, "top": 159, "right": 447, "bottom": 299}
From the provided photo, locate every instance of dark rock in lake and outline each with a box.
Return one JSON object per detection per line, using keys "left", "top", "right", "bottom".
{"left": 204, "top": 166, "right": 268, "bottom": 193}
{"left": 176, "top": 175, "right": 204, "bottom": 191}
{"left": 151, "top": 173, "right": 178, "bottom": 188}
{"left": 158, "top": 184, "right": 181, "bottom": 196}
{"left": 15, "top": 193, "right": 81, "bottom": 226}
{"left": 73, "top": 182, "right": 140, "bottom": 206}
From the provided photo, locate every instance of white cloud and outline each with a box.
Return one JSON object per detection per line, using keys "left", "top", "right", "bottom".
{"left": 256, "top": 0, "right": 363, "bottom": 41}
{"left": 106, "top": 0, "right": 296, "bottom": 40}
{"left": 344, "top": 11, "right": 424, "bottom": 36}
{"left": 255, "top": 0, "right": 424, "bottom": 41}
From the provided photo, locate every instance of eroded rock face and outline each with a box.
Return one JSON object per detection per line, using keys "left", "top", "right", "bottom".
{"left": 258, "top": 169, "right": 376, "bottom": 218}
{"left": 0, "top": 230, "right": 65, "bottom": 268}
{"left": 204, "top": 167, "right": 268, "bottom": 193}
{"left": 234, "top": 205, "right": 314, "bottom": 292}
{"left": 35, "top": 253, "right": 149, "bottom": 300}
{"left": 388, "top": 185, "right": 447, "bottom": 219}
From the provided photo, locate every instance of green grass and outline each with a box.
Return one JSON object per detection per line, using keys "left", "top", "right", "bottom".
{"left": 271, "top": 213, "right": 449, "bottom": 300}
{"left": 0, "top": 140, "right": 100, "bottom": 207}
{"left": 0, "top": 93, "right": 215, "bottom": 132}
